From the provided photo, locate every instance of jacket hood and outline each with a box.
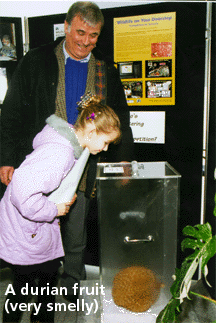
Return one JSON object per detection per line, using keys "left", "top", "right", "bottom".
{"left": 33, "top": 115, "right": 83, "bottom": 159}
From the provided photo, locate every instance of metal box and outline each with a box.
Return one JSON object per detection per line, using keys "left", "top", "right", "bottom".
{"left": 96, "top": 161, "right": 181, "bottom": 322}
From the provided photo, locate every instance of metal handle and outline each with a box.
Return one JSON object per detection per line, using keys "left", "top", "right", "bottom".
{"left": 124, "top": 235, "right": 154, "bottom": 244}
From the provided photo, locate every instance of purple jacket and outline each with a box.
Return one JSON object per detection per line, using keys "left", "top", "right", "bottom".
{"left": 0, "top": 115, "right": 83, "bottom": 265}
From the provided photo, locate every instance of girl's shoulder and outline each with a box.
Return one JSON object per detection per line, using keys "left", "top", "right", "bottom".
{"left": 45, "top": 115, "right": 83, "bottom": 159}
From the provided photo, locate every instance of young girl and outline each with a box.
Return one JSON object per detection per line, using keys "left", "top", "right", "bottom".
{"left": 0, "top": 96, "right": 121, "bottom": 323}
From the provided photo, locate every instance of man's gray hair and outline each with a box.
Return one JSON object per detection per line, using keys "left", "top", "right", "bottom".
{"left": 66, "top": 1, "right": 104, "bottom": 28}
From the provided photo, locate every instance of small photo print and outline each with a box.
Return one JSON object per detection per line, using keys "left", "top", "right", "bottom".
{"left": 118, "top": 61, "right": 142, "bottom": 79}
{"left": 122, "top": 81, "right": 143, "bottom": 99}
{"left": 0, "top": 23, "right": 17, "bottom": 61}
{"left": 146, "top": 59, "right": 172, "bottom": 78}
{"left": 151, "top": 42, "right": 172, "bottom": 58}
{"left": 146, "top": 80, "right": 172, "bottom": 98}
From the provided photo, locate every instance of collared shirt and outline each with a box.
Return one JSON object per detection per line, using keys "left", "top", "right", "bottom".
{"left": 63, "top": 40, "right": 91, "bottom": 64}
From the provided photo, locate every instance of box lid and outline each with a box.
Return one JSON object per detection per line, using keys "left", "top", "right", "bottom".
{"left": 96, "top": 161, "right": 181, "bottom": 180}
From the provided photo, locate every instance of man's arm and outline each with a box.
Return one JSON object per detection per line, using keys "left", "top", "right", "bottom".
{"left": 1, "top": 56, "right": 30, "bottom": 169}
{"left": 0, "top": 61, "right": 26, "bottom": 185}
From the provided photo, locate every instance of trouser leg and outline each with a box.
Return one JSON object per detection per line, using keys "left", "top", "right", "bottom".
{"left": 3, "top": 265, "right": 36, "bottom": 322}
{"left": 60, "top": 191, "right": 90, "bottom": 296}
{"left": 2, "top": 259, "right": 60, "bottom": 323}
{"left": 31, "top": 259, "right": 60, "bottom": 323}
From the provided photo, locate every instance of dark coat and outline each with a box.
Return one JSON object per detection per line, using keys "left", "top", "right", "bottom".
{"left": 1, "top": 38, "right": 134, "bottom": 197}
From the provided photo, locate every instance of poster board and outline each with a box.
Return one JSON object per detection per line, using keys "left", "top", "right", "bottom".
{"left": 114, "top": 12, "right": 176, "bottom": 106}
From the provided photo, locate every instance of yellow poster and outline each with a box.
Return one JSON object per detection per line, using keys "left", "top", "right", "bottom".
{"left": 114, "top": 12, "right": 176, "bottom": 106}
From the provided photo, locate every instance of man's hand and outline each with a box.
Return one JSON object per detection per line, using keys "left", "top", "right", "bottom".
{"left": 56, "top": 194, "right": 77, "bottom": 217}
{"left": 0, "top": 166, "right": 15, "bottom": 186}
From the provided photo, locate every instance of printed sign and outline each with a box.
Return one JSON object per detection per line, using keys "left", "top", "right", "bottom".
{"left": 54, "top": 24, "right": 65, "bottom": 41}
{"left": 130, "top": 111, "right": 165, "bottom": 144}
{"left": 114, "top": 12, "right": 176, "bottom": 106}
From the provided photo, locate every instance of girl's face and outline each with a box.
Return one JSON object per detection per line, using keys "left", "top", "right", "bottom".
{"left": 85, "top": 129, "right": 118, "bottom": 155}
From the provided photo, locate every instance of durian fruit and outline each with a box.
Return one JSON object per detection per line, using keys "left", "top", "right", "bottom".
{"left": 112, "top": 266, "right": 163, "bottom": 312}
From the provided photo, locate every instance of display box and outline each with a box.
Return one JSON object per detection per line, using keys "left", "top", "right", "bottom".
{"left": 96, "top": 161, "right": 181, "bottom": 322}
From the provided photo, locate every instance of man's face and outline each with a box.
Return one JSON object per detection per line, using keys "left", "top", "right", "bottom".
{"left": 64, "top": 15, "right": 101, "bottom": 60}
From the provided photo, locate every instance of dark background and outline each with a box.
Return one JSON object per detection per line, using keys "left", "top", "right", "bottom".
{"left": 2, "top": 2, "right": 216, "bottom": 298}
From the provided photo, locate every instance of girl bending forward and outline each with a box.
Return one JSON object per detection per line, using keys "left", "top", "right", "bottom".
{"left": 0, "top": 96, "right": 121, "bottom": 323}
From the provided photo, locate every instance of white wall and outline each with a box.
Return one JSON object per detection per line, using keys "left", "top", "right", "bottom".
{"left": 1, "top": 0, "right": 154, "bottom": 47}
{"left": 1, "top": 1, "right": 151, "bottom": 18}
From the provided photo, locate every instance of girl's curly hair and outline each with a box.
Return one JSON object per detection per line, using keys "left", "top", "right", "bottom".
{"left": 75, "top": 95, "right": 121, "bottom": 144}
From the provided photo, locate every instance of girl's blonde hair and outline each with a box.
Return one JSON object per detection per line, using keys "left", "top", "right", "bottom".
{"left": 74, "top": 96, "right": 121, "bottom": 144}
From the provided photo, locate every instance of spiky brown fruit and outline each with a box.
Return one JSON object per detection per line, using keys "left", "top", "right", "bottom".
{"left": 112, "top": 266, "right": 163, "bottom": 312}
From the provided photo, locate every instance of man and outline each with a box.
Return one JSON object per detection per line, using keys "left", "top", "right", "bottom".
{"left": 0, "top": 1, "right": 134, "bottom": 303}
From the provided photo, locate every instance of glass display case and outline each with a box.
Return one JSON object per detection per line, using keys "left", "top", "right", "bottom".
{"left": 96, "top": 161, "right": 181, "bottom": 322}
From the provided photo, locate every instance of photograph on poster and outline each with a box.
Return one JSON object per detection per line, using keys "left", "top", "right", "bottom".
{"left": 118, "top": 61, "right": 142, "bottom": 79}
{"left": 0, "top": 23, "right": 17, "bottom": 61}
{"left": 122, "top": 81, "right": 143, "bottom": 100}
{"left": 146, "top": 59, "right": 172, "bottom": 78}
{"left": 151, "top": 42, "right": 172, "bottom": 58}
{"left": 146, "top": 80, "right": 172, "bottom": 98}
{"left": 0, "top": 67, "right": 8, "bottom": 104}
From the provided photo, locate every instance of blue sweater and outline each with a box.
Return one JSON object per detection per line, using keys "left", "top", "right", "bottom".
{"left": 65, "top": 58, "right": 88, "bottom": 125}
